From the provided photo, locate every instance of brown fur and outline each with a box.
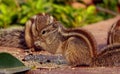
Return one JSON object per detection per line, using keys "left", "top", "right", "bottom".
{"left": 107, "top": 19, "right": 120, "bottom": 44}
{"left": 0, "top": 27, "right": 27, "bottom": 49}
{"left": 27, "top": 14, "right": 97, "bottom": 66}
{"left": 91, "top": 43, "right": 120, "bottom": 67}
{"left": 1, "top": 14, "right": 120, "bottom": 67}
{"left": 63, "top": 37, "right": 92, "bottom": 66}
{"left": 25, "top": 13, "right": 56, "bottom": 51}
{"left": 25, "top": 14, "right": 120, "bottom": 67}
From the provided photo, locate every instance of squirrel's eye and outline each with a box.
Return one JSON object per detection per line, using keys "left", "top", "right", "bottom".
{"left": 42, "top": 30, "right": 46, "bottom": 34}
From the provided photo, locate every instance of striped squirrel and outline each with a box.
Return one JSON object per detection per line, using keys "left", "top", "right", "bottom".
{"left": 25, "top": 13, "right": 120, "bottom": 66}
{"left": 107, "top": 19, "right": 120, "bottom": 45}
{"left": 0, "top": 27, "right": 27, "bottom": 49}
{"left": 0, "top": 13, "right": 120, "bottom": 66}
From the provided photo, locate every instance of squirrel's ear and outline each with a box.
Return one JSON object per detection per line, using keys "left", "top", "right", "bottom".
{"left": 25, "top": 20, "right": 33, "bottom": 48}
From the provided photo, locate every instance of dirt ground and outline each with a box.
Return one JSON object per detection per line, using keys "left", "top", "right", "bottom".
{"left": 0, "top": 16, "right": 120, "bottom": 74}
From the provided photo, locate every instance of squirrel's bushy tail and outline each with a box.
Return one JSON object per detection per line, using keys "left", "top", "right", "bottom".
{"left": 91, "top": 43, "right": 120, "bottom": 67}
{"left": 0, "top": 27, "right": 27, "bottom": 49}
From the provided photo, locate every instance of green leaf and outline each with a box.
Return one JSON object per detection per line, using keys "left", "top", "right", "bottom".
{"left": 20, "top": 17, "right": 28, "bottom": 24}
{"left": 0, "top": 4, "right": 7, "bottom": 14}
{"left": 0, "top": 52, "right": 30, "bottom": 73}
{"left": 0, "top": 52, "right": 24, "bottom": 68}
{"left": 86, "top": 5, "right": 96, "bottom": 15}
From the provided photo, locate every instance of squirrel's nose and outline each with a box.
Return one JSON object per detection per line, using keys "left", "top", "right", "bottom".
{"left": 34, "top": 41, "right": 41, "bottom": 47}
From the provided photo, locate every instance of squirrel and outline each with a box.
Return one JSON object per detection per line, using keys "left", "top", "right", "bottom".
{"left": 0, "top": 27, "right": 27, "bottom": 49}
{"left": 107, "top": 19, "right": 120, "bottom": 45}
{"left": 0, "top": 13, "right": 120, "bottom": 67}
{"left": 24, "top": 13, "right": 56, "bottom": 51}
{"left": 91, "top": 43, "right": 120, "bottom": 67}
{"left": 25, "top": 13, "right": 120, "bottom": 67}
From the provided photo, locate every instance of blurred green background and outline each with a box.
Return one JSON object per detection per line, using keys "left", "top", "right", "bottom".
{"left": 0, "top": 0, "right": 119, "bottom": 28}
